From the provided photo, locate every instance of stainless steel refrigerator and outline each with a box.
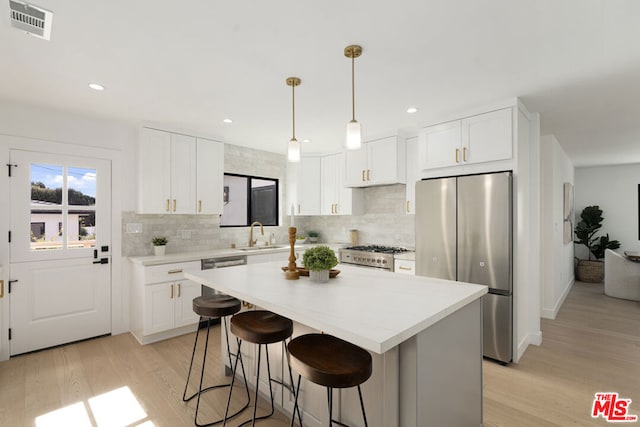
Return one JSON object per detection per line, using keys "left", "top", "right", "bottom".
{"left": 415, "top": 171, "right": 512, "bottom": 364}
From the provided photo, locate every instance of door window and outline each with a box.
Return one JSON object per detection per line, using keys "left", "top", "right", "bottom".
{"left": 29, "top": 164, "right": 97, "bottom": 251}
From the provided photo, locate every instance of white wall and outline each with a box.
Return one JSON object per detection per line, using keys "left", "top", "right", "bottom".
{"left": 540, "top": 135, "right": 575, "bottom": 319}
{"left": 0, "top": 100, "right": 137, "bottom": 360}
{"left": 574, "top": 163, "right": 640, "bottom": 255}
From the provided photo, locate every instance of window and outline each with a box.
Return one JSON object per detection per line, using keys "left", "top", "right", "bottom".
{"left": 220, "top": 173, "right": 278, "bottom": 227}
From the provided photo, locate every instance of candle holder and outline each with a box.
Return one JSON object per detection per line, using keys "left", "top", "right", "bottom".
{"left": 285, "top": 227, "right": 300, "bottom": 280}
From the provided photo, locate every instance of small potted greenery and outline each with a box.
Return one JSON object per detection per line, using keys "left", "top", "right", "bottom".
{"left": 574, "top": 205, "right": 620, "bottom": 282}
{"left": 152, "top": 236, "right": 168, "bottom": 256}
{"left": 302, "top": 245, "right": 338, "bottom": 283}
{"left": 307, "top": 231, "right": 319, "bottom": 243}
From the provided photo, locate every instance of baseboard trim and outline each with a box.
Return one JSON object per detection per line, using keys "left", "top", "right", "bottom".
{"left": 541, "top": 277, "right": 575, "bottom": 320}
{"left": 515, "top": 330, "right": 543, "bottom": 363}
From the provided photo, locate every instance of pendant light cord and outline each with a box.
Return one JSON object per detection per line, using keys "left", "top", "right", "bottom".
{"left": 292, "top": 81, "right": 296, "bottom": 140}
{"left": 351, "top": 54, "right": 356, "bottom": 121}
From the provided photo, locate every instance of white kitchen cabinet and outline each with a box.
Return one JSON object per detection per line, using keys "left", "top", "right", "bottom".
{"left": 419, "top": 108, "right": 512, "bottom": 171}
{"left": 139, "top": 127, "right": 224, "bottom": 214}
{"left": 196, "top": 138, "right": 224, "bottom": 215}
{"left": 405, "top": 136, "right": 419, "bottom": 214}
{"left": 345, "top": 136, "right": 406, "bottom": 187}
{"left": 287, "top": 156, "right": 321, "bottom": 215}
{"left": 394, "top": 259, "right": 415, "bottom": 275}
{"left": 130, "top": 260, "right": 201, "bottom": 344}
{"left": 321, "top": 152, "right": 364, "bottom": 215}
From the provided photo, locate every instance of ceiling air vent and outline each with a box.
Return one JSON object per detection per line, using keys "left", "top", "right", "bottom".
{"left": 9, "top": 0, "right": 53, "bottom": 40}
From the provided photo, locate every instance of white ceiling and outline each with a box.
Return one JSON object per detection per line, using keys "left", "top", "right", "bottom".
{"left": 1, "top": 0, "right": 639, "bottom": 167}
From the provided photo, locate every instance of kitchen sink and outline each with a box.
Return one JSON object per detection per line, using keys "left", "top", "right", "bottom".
{"left": 236, "top": 245, "right": 286, "bottom": 251}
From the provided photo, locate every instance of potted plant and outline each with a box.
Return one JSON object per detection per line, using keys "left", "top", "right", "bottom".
{"left": 574, "top": 205, "right": 620, "bottom": 282}
{"left": 152, "top": 236, "right": 168, "bottom": 256}
{"left": 308, "top": 231, "right": 319, "bottom": 243}
{"left": 302, "top": 245, "right": 338, "bottom": 283}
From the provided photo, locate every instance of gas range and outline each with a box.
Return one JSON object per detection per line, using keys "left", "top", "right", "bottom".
{"left": 339, "top": 245, "right": 411, "bottom": 271}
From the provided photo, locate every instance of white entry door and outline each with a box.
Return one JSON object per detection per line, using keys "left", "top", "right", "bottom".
{"left": 9, "top": 150, "right": 111, "bottom": 355}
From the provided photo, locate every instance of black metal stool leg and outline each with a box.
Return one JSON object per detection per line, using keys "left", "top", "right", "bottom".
{"left": 290, "top": 375, "right": 302, "bottom": 427}
{"left": 284, "top": 340, "right": 304, "bottom": 427}
{"left": 328, "top": 387, "right": 333, "bottom": 426}
{"left": 194, "top": 317, "right": 212, "bottom": 426}
{"left": 357, "top": 385, "right": 368, "bottom": 427}
{"left": 183, "top": 316, "right": 203, "bottom": 402}
{"left": 223, "top": 338, "right": 242, "bottom": 427}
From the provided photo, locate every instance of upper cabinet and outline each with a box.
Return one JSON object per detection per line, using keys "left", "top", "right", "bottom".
{"left": 139, "top": 127, "right": 224, "bottom": 214}
{"left": 405, "top": 136, "right": 419, "bottom": 215}
{"left": 345, "top": 136, "right": 406, "bottom": 187}
{"left": 419, "top": 108, "right": 512, "bottom": 171}
{"left": 287, "top": 156, "right": 321, "bottom": 216}
{"left": 321, "top": 152, "right": 364, "bottom": 216}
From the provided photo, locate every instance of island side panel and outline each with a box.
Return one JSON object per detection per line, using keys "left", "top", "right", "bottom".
{"left": 413, "top": 298, "right": 483, "bottom": 427}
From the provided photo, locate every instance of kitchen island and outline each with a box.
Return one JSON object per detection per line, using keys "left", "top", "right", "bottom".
{"left": 185, "top": 261, "right": 487, "bottom": 427}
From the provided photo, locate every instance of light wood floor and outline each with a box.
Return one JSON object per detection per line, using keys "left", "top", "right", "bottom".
{"left": 1, "top": 281, "right": 638, "bottom": 426}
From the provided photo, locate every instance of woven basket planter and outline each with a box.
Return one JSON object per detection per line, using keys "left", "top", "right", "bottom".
{"left": 575, "top": 259, "right": 604, "bottom": 283}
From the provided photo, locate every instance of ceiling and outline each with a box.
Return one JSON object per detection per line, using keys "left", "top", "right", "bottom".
{"left": 1, "top": 0, "right": 639, "bottom": 167}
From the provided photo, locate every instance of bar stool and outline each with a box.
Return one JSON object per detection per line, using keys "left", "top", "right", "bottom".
{"left": 223, "top": 310, "right": 301, "bottom": 427}
{"left": 183, "top": 295, "right": 250, "bottom": 427}
{"left": 287, "top": 333, "right": 372, "bottom": 427}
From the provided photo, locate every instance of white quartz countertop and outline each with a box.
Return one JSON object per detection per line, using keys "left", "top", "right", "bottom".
{"left": 185, "top": 261, "right": 487, "bottom": 354}
{"left": 129, "top": 243, "right": 342, "bottom": 266}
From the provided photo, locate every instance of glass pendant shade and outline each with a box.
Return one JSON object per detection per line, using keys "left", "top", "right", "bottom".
{"left": 346, "top": 120, "right": 361, "bottom": 150}
{"left": 288, "top": 138, "right": 300, "bottom": 162}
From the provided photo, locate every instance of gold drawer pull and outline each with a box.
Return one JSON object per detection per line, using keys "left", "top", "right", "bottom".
{"left": 361, "top": 170, "right": 365, "bottom": 181}
{"left": 398, "top": 266, "right": 413, "bottom": 271}
{"left": 463, "top": 147, "right": 467, "bottom": 162}
{"left": 367, "top": 169, "right": 371, "bottom": 181}
{"left": 168, "top": 269, "right": 183, "bottom": 274}
{"left": 170, "top": 284, "right": 174, "bottom": 299}
{"left": 0, "top": 280, "right": 4, "bottom": 298}
{"left": 166, "top": 199, "right": 170, "bottom": 212}
{"left": 406, "top": 200, "right": 410, "bottom": 213}
{"left": 198, "top": 200, "right": 202, "bottom": 213}
{"left": 173, "top": 199, "right": 177, "bottom": 212}
{"left": 177, "top": 283, "right": 181, "bottom": 298}
{"left": 455, "top": 148, "right": 460, "bottom": 163}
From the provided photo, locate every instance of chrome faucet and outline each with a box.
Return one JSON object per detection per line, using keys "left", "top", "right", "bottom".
{"left": 249, "top": 221, "right": 264, "bottom": 247}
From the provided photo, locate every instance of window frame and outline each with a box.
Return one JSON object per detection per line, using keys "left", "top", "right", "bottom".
{"left": 220, "top": 172, "right": 279, "bottom": 227}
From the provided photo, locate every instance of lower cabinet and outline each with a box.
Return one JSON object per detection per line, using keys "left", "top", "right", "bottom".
{"left": 394, "top": 259, "right": 415, "bottom": 275}
{"left": 130, "top": 260, "right": 201, "bottom": 344}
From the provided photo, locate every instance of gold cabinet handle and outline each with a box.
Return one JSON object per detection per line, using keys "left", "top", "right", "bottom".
{"left": 361, "top": 170, "right": 365, "bottom": 182}
{"left": 170, "top": 284, "right": 174, "bottom": 299}
{"left": 463, "top": 147, "right": 467, "bottom": 162}
{"left": 166, "top": 199, "right": 170, "bottom": 212}
{"left": 173, "top": 199, "right": 177, "bottom": 212}
{"left": 367, "top": 169, "right": 371, "bottom": 181}
{"left": 398, "top": 266, "right": 413, "bottom": 271}
{"left": 0, "top": 280, "right": 4, "bottom": 298}
{"left": 298, "top": 204, "right": 301, "bottom": 214}
{"left": 455, "top": 148, "right": 460, "bottom": 163}
{"left": 198, "top": 200, "right": 202, "bottom": 213}
{"left": 168, "top": 269, "right": 183, "bottom": 274}
{"left": 177, "top": 283, "right": 181, "bottom": 298}
{"left": 406, "top": 200, "right": 410, "bottom": 213}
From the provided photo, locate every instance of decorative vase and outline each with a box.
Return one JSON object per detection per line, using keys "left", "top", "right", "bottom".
{"left": 309, "top": 237, "right": 318, "bottom": 243}
{"left": 154, "top": 245, "right": 166, "bottom": 256}
{"left": 309, "top": 269, "right": 330, "bottom": 283}
{"left": 575, "top": 259, "right": 604, "bottom": 283}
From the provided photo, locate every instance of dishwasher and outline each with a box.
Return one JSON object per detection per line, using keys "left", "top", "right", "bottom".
{"left": 199, "top": 255, "right": 247, "bottom": 328}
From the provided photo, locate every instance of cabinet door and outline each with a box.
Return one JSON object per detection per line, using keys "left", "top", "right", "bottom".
{"left": 139, "top": 128, "right": 172, "bottom": 213}
{"left": 174, "top": 279, "right": 201, "bottom": 328}
{"left": 144, "top": 282, "right": 175, "bottom": 334}
{"left": 462, "top": 108, "right": 512, "bottom": 165}
{"left": 419, "top": 121, "right": 461, "bottom": 170}
{"left": 394, "top": 259, "right": 415, "bottom": 275}
{"left": 367, "top": 136, "right": 403, "bottom": 185}
{"left": 296, "top": 156, "right": 321, "bottom": 215}
{"left": 321, "top": 154, "right": 338, "bottom": 215}
{"left": 170, "top": 134, "right": 197, "bottom": 214}
{"left": 344, "top": 148, "right": 368, "bottom": 187}
{"left": 196, "top": 138, "right": 224, "bottom": 215}
{"left": 405, "top": 137, "right": 418, "bottom": 214}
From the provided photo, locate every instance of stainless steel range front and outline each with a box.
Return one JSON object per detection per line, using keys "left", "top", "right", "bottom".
{"left": 339, "top": 245, "right": 410, "bottom": 271}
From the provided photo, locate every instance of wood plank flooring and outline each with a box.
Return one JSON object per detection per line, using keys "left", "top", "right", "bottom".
{"left": 1, "top": 281, "right": 638, "bottom": 426}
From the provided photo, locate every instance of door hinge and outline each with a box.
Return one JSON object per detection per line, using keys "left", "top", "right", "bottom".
{"left": 8, "top": 328, "right": 11, "bottom": 341}
{"left": 7, "top": 163, "right": 17, "bottom": 177}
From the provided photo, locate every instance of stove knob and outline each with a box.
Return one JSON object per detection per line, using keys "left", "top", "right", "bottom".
{"left": 376, "top": 259, "right": 381, "bottom": 264}
{"left": 383, "top": 259, "right": 388, "bottom": 265}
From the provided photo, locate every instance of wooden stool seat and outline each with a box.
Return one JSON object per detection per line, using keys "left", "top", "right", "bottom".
{"left": 230, "top": 310, "right": 293, "bottom": 344}
{"left": 192, "top": 294, "right": 241, "bottom": 318}
{"left": 288, "top": 333, "right": 372, "bottom": 389}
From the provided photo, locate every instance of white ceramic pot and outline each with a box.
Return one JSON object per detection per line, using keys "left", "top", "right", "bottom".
{"left": 154, "top": 245, "right": 166, "bottom": 256}
{"left": 309, "top": 269, "right": 329, "bottom": 283}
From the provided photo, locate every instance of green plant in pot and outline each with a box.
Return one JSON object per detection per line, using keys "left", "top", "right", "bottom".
{"left": 302, "top": 245, "right": 338, "bottom": 283}
{"left": 574, "top": 205, "right": 620, "bottom": 283}
{"left": 307, "top": 231, "right": 319, "bottom": 243}
{"left": 152, "top": 236, "right": 168, "bottom": 256}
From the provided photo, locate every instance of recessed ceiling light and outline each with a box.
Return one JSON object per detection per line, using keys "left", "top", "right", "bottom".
{"left": 223, "top": 118, "right": 233, "bottom": 124}
{"left": 407, "top": 107, "right": 418, "bottom": 114}
{"left": 88, "top": 83, "right": 104, "bottom": 91}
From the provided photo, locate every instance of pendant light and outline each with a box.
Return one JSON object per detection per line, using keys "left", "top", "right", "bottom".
{"left": 286, "top": 77, "right": 301, "bottom": 162}
{"left": 344, "top": 45, "right": 363, "bottom": 150}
